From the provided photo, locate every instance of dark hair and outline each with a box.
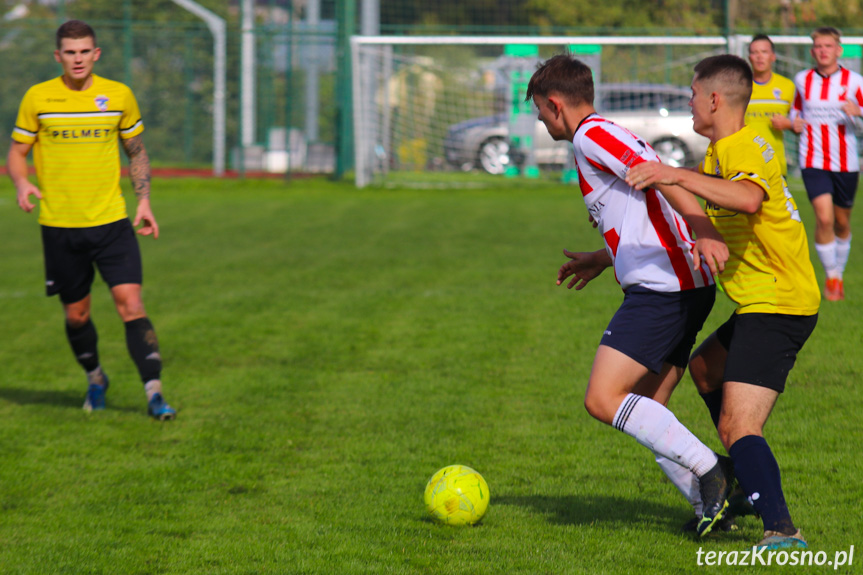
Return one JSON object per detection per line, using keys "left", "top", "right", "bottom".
{"left": 56, "top": 20, "right": 96, "bottom": 49}
{"left": 694, "top": 54, "right": 753, "bottom": 108}
{"left": 750, "top": 34, "right": 775, "bottom": 52}
{"left": 525, "top": 53, "right": 594, "bottom": 106}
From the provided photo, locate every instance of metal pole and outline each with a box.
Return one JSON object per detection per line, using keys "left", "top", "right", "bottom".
{"left": 170, "top": 0, "right": 226, "bottom": 176}
{"left": 241, "top": 0, "right": 256, "bottom": 149}
{"left": 334, "top": 0, "right": 356, "bottom": 179}
{"left": 285, "top": 5, "right": 294, "bottom": 182}
{"left": 124, "top": 0, "right": 133, "bottom": 87}
{"left": 361, "top": 0, "right": 379, "bottom": 36}
{"left": 306, "top": 0, "right": 321, "bottom": 143}
{"left": 724, "top": 0, "right": 735, "bottom": 50}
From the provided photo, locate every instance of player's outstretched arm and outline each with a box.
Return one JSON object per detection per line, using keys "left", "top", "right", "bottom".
{"left": 557, "top": 249, "right": 611, "bottom": 290}
{"left": 626, "top": 160, "right": 764, "bottom": 215}
{"left": 7, "top": 141, "right": 41, "bottom": 213}
{"left": 650, "top": 181, "right": 728, "bottom": 275}
{"left": 122, "top": 135, "right": 158, "bottom": 239}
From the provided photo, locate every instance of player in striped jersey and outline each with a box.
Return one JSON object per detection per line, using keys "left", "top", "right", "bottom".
{"left": 526, "top": 54, "right": 735, "bottom": 537}
{"left": 6, "top": 20, "right": 176, "bottom": 420}
{"left": 627, "top": 54, "right": 819, "bottom": 550}
{"left": 746, "top": 34, "right": 796, "bottom": 177}
{"left": 791, "top": 27, "right": 863, "bottom": 301}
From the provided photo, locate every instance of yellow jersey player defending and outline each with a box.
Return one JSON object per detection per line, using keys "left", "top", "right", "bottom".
{"left": 7, "top": 20, "right": 176, "bottom": 420}
{"left": 626, "top": 55, "right": 819, "bottom": 550}
{"left": 746, "top": 34, "right": 796, "bottom": 176}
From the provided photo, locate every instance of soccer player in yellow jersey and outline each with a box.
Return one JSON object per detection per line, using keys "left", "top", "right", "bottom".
{"left": 626, "top": 55, "right": 819, "bottom": 550}
{"left": 6, "top": 20, "right": 176, "bottom": 420}
{"left": 746, "top": 34, "right": 796, "bottom": 176}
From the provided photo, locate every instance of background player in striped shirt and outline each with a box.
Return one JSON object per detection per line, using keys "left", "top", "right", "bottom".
{"left": 526, "top": 54, "right": 735, "bottom": 537}
{"left": 627, "top": 54, "right": 820, "bottom": 550}
{"left": 746, "top": 34, "right": 796, "bottom": 177}
{"left": 791, "top": 26, "right": 863, "bottom": 301}
{"left": 6, "top": 20, "right": 176, "bottom": 420}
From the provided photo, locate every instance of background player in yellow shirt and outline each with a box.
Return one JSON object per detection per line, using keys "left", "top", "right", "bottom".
{"left": 626, "top": 55, "right": 819, "bottom": 550}
{"left": 6, "top": 20, "right": 176, "bottom": 420}
{"left": 746, "top": 34, "right": 796, "bottom": 176}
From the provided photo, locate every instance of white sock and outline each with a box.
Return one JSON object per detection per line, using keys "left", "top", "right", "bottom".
{"left": 613, "top": 393, "right": 718, "bottom": 477}
{"left": 815, "top": 241, "right": 839, "bottom": 278}
{"left": 836, "top": 234, "right": 852, "bottom": 278}
{"left": 144, "top": 379, "right": 162, "bottom": 401}
{"left": 656, "top": 454, "right": 703, "bottom": 516}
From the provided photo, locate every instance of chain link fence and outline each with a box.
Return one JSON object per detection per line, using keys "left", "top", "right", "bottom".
{"left": 0, "top": 15, "right": 339, "bottom": 176}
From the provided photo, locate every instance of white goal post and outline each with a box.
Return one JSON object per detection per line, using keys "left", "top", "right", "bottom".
{"left": 351, "top": 34, "right": 863, "bottom": 188}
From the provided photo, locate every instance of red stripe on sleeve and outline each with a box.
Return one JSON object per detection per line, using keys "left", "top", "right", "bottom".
{"left": 587, "top": 156, "right": 616, "bottom": 175}
{"left": 645, "top": 189, "right": 694, "bottom": 290}
{"left": 584, "top": 125, "right": 646, "bottom": 174}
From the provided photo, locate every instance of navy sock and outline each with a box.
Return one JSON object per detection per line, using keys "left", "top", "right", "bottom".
{"left": 66, "top": 319, "right": 100, "bottom": 373}
{"left": 124, "top": 317, "right": 162, "bottom": 384}
{"left": 699, "top": 389, "right": 723, "bottom": 429}
{"left": 728, "top": 435, "right": 796, "bottom": 535}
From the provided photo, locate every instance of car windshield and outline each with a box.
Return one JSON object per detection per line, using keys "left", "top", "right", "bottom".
{"left": 596, "top": 85, "right": 691, "bottom": 113}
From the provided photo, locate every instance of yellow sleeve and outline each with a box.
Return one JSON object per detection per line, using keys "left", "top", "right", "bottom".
{"left": 11, "top": 87, "right": 39, "bottom": 144}
{"left": 722, "top": 133, "right": 773, "bottom": 198}
{"left": 119, "top": 86, "right": 144, "bottom": 140}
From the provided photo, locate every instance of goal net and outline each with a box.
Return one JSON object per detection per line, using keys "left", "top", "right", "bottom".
{"left": 350, "top": 35, "right": 839, "bottom": 188}
{"left": 351, "top": 36, "right": 723, "bottom": 188}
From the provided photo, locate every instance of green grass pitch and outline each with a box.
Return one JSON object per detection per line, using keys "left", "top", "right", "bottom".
{"left": 0, "top": 176, "right": 861, "bottom": 574}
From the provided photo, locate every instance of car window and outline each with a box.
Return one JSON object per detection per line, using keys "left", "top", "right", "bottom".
{"left": 597, "top": 86, "right": 691, "bottom": 113}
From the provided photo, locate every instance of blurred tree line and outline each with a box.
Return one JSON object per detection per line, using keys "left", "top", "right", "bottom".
{"left": 380, "top": 0, "right": 863, "bottom": 34}
{"left": 3, "top": 0, "right": 863, "bottom": 170}
{"left": 0, "top": 0, "right": 238, "bottom": 167}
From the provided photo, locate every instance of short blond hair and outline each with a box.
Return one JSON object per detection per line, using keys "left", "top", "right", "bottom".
{"left": 812, "top": 26, "right": 841, "bottom": 43}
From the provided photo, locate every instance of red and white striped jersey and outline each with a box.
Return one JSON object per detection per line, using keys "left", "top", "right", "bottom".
{"left": 792, "top": 67, "right": 863, "bottom": 172}
{"left": 572, "top": 114, "right": 714, "bottom": 293}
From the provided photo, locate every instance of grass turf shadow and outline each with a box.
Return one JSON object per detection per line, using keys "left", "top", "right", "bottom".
{"left": 494, "top": 493, "right": 757, "bottom": 541}
{"left": 0, "top": 386, "right": 140, "bottom": 413}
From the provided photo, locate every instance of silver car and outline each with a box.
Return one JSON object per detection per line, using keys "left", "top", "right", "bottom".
{"left": 443, "top": 83, "right": 709, "bottom": 175}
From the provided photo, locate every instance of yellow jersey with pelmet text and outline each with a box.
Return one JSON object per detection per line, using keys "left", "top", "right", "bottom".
{"left": 700, "top": 125, "right": 820, "bottom": 316}
{"left": 745, "top": 73, "right": 795, "bottom": 175}
{"left": 12, "top": 74, "right": 144, "bottom": 228}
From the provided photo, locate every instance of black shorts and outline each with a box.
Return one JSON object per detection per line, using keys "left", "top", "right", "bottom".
{"left": 41, "top": 219, "right": 143, "bottom": 304}
{"left": 801, "top": 168, "right": 858, "bottom": 209}
{"left": 600, "top": 285, "right": 716, "bottom": 374}
{"left": 715, "top": 312, "right": 818, "bottom": 393}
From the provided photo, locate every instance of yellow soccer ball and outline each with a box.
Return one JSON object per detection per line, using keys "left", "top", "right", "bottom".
{"left": 423, "top": 464, "right": 489, "bottom": 526}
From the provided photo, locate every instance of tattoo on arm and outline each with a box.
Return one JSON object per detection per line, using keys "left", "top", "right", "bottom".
{"left": 122, "top": 135, "right": 152, "bottom": 201}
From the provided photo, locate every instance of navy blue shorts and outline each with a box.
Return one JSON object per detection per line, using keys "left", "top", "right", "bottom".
{"left": 41, "top": 219, "right": 143, "bottom": 304}
{"left": 600, "top": 285, "right": 716, "bottom": 374}
{"left": 715, "top": 312, "right": 818, "bottom": 393}
{"left": 801, "top": 168, "right": 858, "bottom": 208}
